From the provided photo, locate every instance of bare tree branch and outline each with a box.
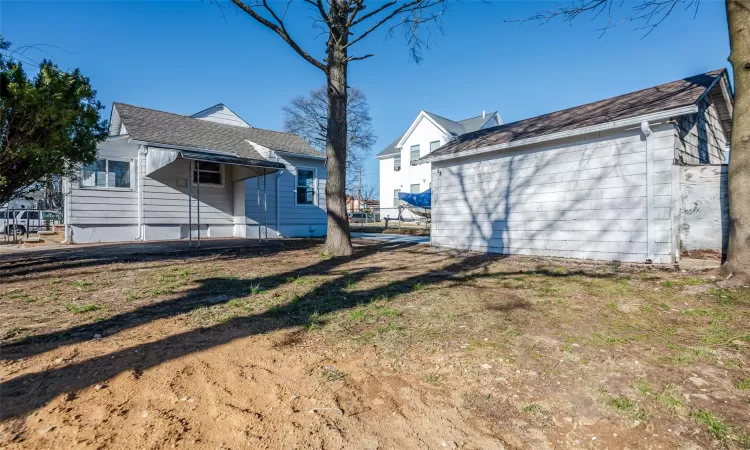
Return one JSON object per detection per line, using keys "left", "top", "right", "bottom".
{"left": 230, "top": 0, "right": 326, "bottom": 71}
{"left": 516, "top": 0, "right": 700, "bottom": 38}
{"left": 347, "top": 0, "right": 445, "bottom": 50}
{"left": 345, "top": 53, "right": 374, "bottom": 62}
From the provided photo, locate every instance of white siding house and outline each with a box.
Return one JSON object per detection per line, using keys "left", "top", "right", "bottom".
{"left": 423, "top": 70, "right": 732, "bottom": 264}
{"left": 63, "top": 103, "right": 327, "bottom": 244}
{"left": 377, "top": 110, "right": 501, "bottom": 219}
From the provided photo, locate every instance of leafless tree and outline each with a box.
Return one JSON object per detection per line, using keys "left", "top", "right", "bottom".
{"left": 522, "top": 0, "right": 750, "bottom": 283}
{"left": 229, "top": 0, "right": 447, "bottom": 256}
{"left": 282, "top": 86, "right": 376, "bottom": 195}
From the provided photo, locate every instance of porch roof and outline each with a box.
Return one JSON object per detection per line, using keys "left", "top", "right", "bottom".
{"left": 177, "top": 149, "right": 284, "bottom": 170}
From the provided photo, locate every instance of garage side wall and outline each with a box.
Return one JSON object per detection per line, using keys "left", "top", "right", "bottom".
{"left": 431, "top": 125, "right": 675, "bottom": 263}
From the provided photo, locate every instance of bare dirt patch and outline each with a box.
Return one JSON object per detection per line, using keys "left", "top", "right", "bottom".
{"left": 1, "top": 241, "right": 749, "bottom": 449}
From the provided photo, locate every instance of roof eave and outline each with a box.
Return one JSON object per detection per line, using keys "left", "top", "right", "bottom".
{"left": 128, "top": 139, "right": 241, "bottom": 157}
{"left": 420, "top": 104, "right": 699, "bottom": 164}
{"left": 273, "top": 150, "right": 326, "bottom": 160}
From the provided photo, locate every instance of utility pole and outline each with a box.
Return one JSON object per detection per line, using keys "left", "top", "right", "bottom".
{"left": 357, "top": 167, "right": 362, "bottom": 212}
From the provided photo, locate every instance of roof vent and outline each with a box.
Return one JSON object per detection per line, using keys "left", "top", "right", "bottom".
{"left": 482, "top": 111, "right": 486, "bottom": 118}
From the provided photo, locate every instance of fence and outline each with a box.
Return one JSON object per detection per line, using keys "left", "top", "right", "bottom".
{"left": 1, "top": 207, "right": 62, "bottom": 243}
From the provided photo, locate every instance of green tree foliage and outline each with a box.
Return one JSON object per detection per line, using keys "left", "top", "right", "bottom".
{"left": 0, "top": 35, "right": 108, "bottom": 205}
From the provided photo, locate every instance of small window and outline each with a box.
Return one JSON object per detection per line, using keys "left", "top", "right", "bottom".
{"left": 296, "top": 168, "right": 316, "bottom": 205}
{"left": 193, "top": 162, "right": 222, "bottom": 185}
{"left": 0, "top": 211, "right": 5, "bottom": 219}
{"left": 25, "top": 211, "right": 40, "bottom": 220}
{"left": 410, "top": 145, "right": 420, "bottom": 165}
{"left": 393, "top": 189, "right": 401, "bottom": 206}
{"left": 81, "top": 158, "right": 132, "bottom": 189}
{"left": 410, "top": 184, "right": 420, "bottom": 193}
{"left": 394, "top": 154, "right": 401, "bottom": 171}
{"left": 429, "top": 141, "right": 440, "bottom": 153}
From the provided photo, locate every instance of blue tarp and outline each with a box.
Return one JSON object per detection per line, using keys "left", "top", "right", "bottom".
{"left": 398, "top": 189, "right": 431, "bottom": 209}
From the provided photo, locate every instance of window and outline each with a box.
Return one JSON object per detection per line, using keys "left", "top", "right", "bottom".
{"left": 410, "top": 184, "right": 420, "bottom": 193}
{"left": 23, "top": 211, "right": 40, "bottom": 220}
{"left": 410, "top": 145, "right": 420, "bottom": 165}
{"left": 429, "top": 140, "right": 441, "bottom": 153}
{"left": 193, "top": 162, "right": 222, "bottom": 185}
{"left": 393, "top": 189, "right": 401, "bottom": 206}
{"left": 393, "top": 154, "right": 401, "bottom": 171}
{"left": 296, "top": 168, "right": 316, "bottom": 205}
{"left": 81, "top": 158, "right": 131, "bottom": 189}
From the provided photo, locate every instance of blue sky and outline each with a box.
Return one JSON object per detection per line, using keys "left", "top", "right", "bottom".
{"left": 2, "top": 1, "right": 731, "bottom": 193}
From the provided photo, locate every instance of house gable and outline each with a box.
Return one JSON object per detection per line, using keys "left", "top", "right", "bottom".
{"left": 395, "top": 111, "right": 453, "bottom": 149}
{"left": 191, "top": 104, "right": 252, "bottom": 128}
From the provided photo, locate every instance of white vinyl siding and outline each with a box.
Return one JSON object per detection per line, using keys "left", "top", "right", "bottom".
{"left": 431, "top": 125, "right": 677, "bottom": 263}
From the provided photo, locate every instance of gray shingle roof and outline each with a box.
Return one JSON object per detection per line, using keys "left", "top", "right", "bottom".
{"left": 427, "top": 70, "right": 727, "bottom": 160}
{"left": 112, "top": 102, "right": 321, "bottom": 159}
{"left": 375, "top": 111, "right": 497, "bottom": 158}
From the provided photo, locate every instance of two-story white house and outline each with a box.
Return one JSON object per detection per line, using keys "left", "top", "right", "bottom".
{"left": 376, "top": 110, "right": 502, "bottom": 219}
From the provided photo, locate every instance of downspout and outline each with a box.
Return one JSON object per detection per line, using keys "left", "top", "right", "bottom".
{"left": 136, "top": 145, "right": 148, "bottom": 241}
{"left": 275, "top": 154, "right": 283, "bottom": 237}
{"left": 641, "top": 121, "right": 655, "bottom": 263}
{"left": 62, "top": 177, "right": 72, "bottom": 243}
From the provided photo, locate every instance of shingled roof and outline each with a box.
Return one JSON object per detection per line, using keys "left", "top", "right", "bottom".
{"left": 376, "top": 111, "right": 498, "bottom": 158}
{"left": 111, "top": 103, "right": 321, "bottom": 160}
{"left": 425, "top": 69, "right": 729, "bottom": 161}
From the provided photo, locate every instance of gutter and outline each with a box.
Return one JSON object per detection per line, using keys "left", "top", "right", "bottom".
{"left": 420, "top": 105, "right": 699, "bottom": 164}
{"left": 273, "top": 150, "right": 326, "bottom": 160}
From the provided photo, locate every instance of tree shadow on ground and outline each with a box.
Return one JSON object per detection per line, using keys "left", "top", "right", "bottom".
{"left": 0, "top": 242, "right": 616, "bottom": 420}
{"left": 0, "top": 239, "right": 320, "bottom": 281}
{"left": 0, "top": 240, "right": 402, "bottom": 360}
{"left": 0, "top": 243, "right": 507, "bottom": 419}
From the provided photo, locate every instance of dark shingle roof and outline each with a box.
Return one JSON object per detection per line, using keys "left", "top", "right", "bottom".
{"left": 427, "top": 70, "right": 725, "bottom": 160}
{"left": 376, "top": 111, "right": 497, "bottom": 158}
{"left": 113, "top": 103, "right": 321, "bottom": 159}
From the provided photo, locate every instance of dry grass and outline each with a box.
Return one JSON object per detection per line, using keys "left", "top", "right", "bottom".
{"left": 1, "top": 241, "right": 749, "bottom": 448}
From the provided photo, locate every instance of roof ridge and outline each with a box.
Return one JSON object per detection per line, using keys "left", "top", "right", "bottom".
{"left": 475, "top": 69, "right": 726, "bottom": 134}
{"left": 458, "top": 111, "right": 497, "bottom": 122}
{"left": 423, "top": 110, "right": 461, "bottom": 125}
{"left": 114, "top": 102, "right": 306, "bottom": 140}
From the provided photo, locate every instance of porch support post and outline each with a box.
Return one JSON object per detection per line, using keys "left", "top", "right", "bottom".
{"left": 197, "top": 161, "right": 201, "bottom": 249}
{"left": 264, "top": 171, "right": 268, "bottom": 242}
{"left": 188, "top": 160, "right": 192, "bottom": 248}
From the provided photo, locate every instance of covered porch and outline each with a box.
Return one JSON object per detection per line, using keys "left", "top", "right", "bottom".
{"left": 143, "top": 146, "right": 285, "bottom": 246}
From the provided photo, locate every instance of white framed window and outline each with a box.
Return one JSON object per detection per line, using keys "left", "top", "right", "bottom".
{"left": 393, "top": 154, "right": 401, "bottom": 171}
{"left": 393, "top": 189, "right": 401, "bottom": 206}
{"left": 410, "top": 145, "right": 420, "bottom": 165}
{"left": 193, "top": 162, "right": 223, "bottom": 185}
{"left": 429, "top": 140, "right": 440, "bottom": 153}
{"left": 296, "top": 167, "right": 317, "bottom": 206}
{"left": 81, "top": 158, "right": 132, "bottom": 189}
{"left": 410, "top": 183, "right": 420, "bottom": 193}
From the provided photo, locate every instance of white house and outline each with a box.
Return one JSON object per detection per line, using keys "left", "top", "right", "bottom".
{"left": 63, "top": 103, "right": 328, "bottom": 244}
{"left": 422, "top": 69, "right": 733, "bottom": 264}
{"left": 376, "top": 110, "right": 501, "bottom": 219}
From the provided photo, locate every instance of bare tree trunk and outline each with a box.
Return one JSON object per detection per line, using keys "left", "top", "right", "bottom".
{"left": 723, "top": 0, "right": 750, "bottom": 284}
{"left": 322, "top": 0, "right": 354, "bottom": 256}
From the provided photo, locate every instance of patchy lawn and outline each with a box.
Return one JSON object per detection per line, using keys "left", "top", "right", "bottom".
{"left": 1, "top": 241, "right": 748, "bottom": 449}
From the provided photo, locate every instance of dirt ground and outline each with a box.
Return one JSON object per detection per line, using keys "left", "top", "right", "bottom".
{"left": 1, "top": 240, "right": 749, "bottom": 449}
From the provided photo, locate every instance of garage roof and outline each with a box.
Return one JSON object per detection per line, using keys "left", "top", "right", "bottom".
{"left": 425, "top": 69, "right": 731, "bottom": 161}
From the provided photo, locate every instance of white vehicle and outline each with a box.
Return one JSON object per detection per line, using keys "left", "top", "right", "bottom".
{"left": 2, "top": 209, "right": 59, "bottom": 235}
